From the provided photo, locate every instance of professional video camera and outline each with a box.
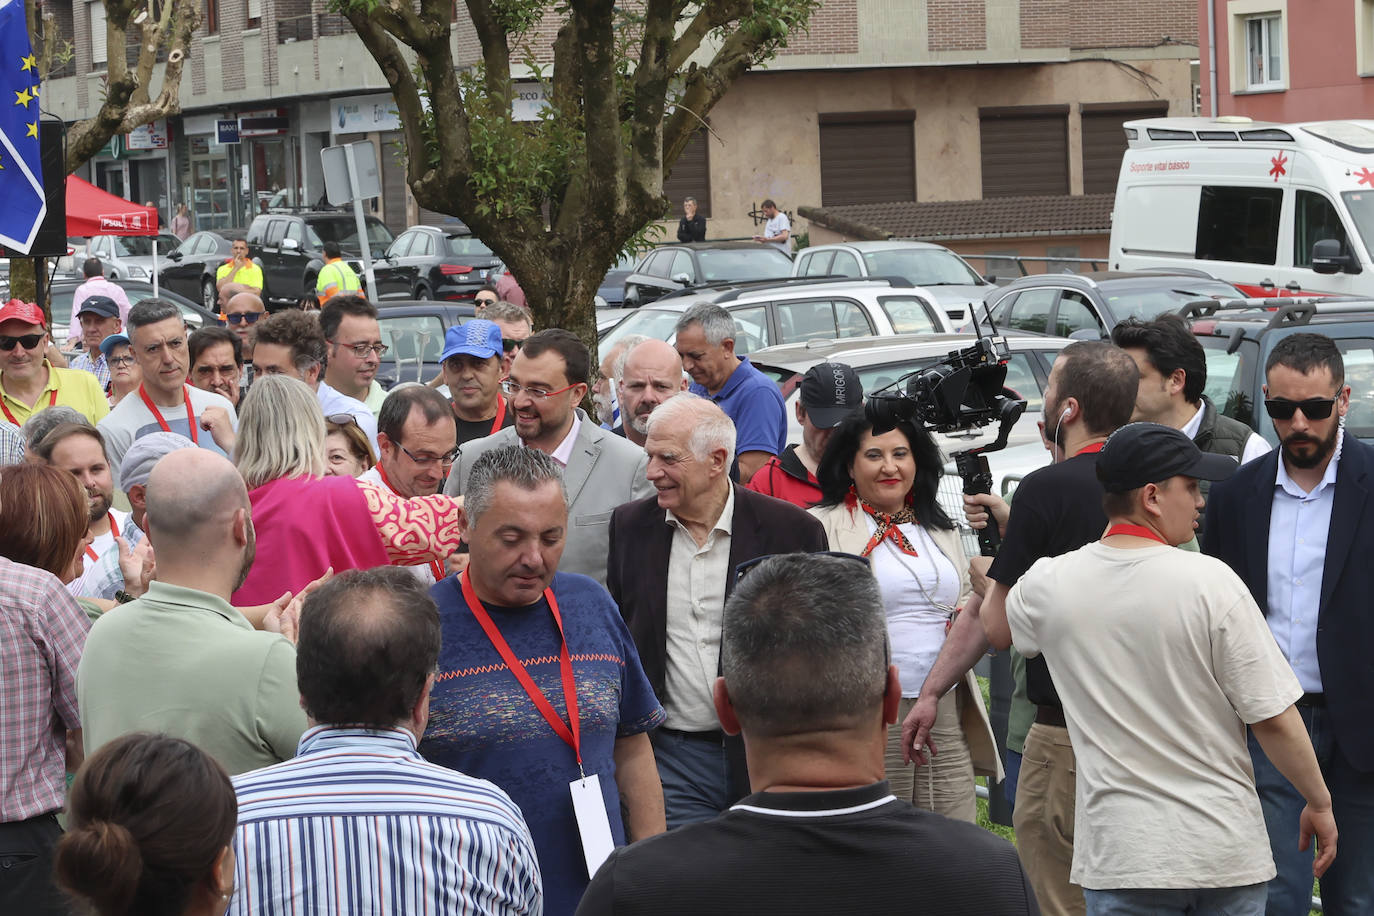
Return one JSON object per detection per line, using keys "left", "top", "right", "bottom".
{"left": 863, "top": 333, "right": 1026, "bottom": 555}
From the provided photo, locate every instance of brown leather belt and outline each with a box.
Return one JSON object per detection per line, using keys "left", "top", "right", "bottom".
{"left": 1034, "top": 705, "right": 1067, "bottom": 727}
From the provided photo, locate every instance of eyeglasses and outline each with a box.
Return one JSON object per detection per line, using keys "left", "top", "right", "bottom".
{"left": 502, "top": 338, "right": 525, "bottom": 354}
{"left": 1264, "top": 395, "right": 1339, "bottom": 421}
{"left": 501, "top": 378, "right": 578, "bottom": 400}
{"left": 107, "top": 355, "right": 136, "bottom": 368}
{"left": 220, "top": 312, "right": 262, "bottom": 326}
{"left": 734, "top": 551, "right": 870, "bottom": 585}
{"left": 475, "top": 296, "right": 498, "bottom": 307}
{"left": 333, "top": 341, "right": 389, "bottom": 358}
{"left": 326, "top": 413, "right": 361, "bottom": 429}
{"left": 398, "top": 442, "right": 460, "bottom": 468}
{"left": 0, "top": 334, "right": 44, "bottom": 352}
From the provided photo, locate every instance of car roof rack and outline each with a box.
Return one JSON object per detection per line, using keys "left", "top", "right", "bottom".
{"left": 1177, "top": 296, "right": 1374, "bottom": 328}
{"left": 711, "top": 275, "right": 918, "bottom": 302}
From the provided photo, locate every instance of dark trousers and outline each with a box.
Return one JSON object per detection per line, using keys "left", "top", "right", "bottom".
{"left": 0, "top": 812, "right": 65, "bottom": 916}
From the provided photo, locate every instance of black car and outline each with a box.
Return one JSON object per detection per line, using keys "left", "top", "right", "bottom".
{"left": 49, "top": 279, "right": 216, "bottom": 347}
{"left": 622, "top": 241, "right": 794, "bottom": 306}
{"left": 597, "top": 252, "right": 639, "bottom": 308}
{"left": 978, "top": 271, "right": 1246, "bottom": 339}
{"left": 373, "top": 225, "right": 503, "bottom": 302}
{"left": 246, "top": 211, "right": 400, "bottom": 309}
{"left": 374, "top": 300, "right": 480, "bottom": 387}
{"left": 158, "top": 229, "right": 250, "bottom": 311}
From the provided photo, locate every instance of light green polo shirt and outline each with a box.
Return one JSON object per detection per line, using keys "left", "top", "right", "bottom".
{"left": 76, "top": 580, "right": 307, "bottom": 776}
{"left": 364, "top": 378, "right": 386, "bottom": 415}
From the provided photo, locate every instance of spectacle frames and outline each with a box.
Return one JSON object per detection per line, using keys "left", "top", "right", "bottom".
{"left": 220, "top": 312, "right": 262, "bottom": 326}
{"left": 475, "top": 296, "right": 498, "bottom": 307}
{"left": 501, "top": 378, "right": 578, "bottom": 400}
{"left": 0, "top": 334, "right": 44, "bottom": 352}
{"left": 326, "top": 413, "right": 361, "bottom": 429}
{"left": 502, "top": 338, "right": 525, "bottom": 354}
{"left": 398, "top": 442, "right": 460, "bottom": 468}
{"left": 107, "top": 355, "right": 136, "bottom": 368}
{"left": 333, "top": 341, "right": 389, "bottom": 358}
{"left": 1264, "top": 396, "right": 1339, "bottom": 421}
{"left": 734, "top": 551, "right": 870, "bottom": 585}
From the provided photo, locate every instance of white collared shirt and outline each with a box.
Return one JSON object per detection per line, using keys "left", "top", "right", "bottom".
{"left": 662, "top": 485, "right": 735, "bottom": 731}
{"left": 1266, "top": 440, "right": 1342, "bottom": 692}
{"left": 317, "top": 382, "right": 379, "bottom": 455}
{"left": 1179, "top": 401, "right": 1272, "bottom": 465}
{"left": 541, "top": 413, "right": 582, "bottom": 467}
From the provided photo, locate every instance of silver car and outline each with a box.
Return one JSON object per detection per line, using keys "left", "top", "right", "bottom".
{"left": 84, "top": 232, "right": 184, "bottom": 282}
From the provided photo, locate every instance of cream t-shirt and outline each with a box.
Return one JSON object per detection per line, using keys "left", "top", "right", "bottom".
{"left": 1006, "top": 542, "right": 1301, "bottom": 890}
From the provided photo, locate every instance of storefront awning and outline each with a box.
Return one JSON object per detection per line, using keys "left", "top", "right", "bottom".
{"left": 67, "top": 175, "right": 159, "bottom": 237}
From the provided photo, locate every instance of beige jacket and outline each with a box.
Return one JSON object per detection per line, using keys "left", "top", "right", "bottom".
{"left": 810, "top": 501, "right": 1003, "bottom": 781}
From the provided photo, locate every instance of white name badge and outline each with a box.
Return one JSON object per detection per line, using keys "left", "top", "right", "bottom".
{"left": 570, "top": 773, "right": 615, "bottom": 877}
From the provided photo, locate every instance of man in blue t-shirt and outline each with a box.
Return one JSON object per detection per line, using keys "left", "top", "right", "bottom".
{"left": 421, "top": 444, "right": 666, "bottom": 916}
{"left": 673, "top": 302, "right": 786, "bottom": 484}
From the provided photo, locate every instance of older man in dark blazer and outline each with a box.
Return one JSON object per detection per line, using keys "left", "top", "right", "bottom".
{"left": 1203, "top": 332, "right": 1374, "bottom": 916}
{"left": 608, "top": 393, "right": 827, "bottom": 829}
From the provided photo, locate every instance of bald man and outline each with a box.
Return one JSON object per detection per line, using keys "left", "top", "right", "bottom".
{"left": 617, "top": 339, "right": 689, "bottom": 447}
{"left": 595, "top": 335, "right": 649, "bottom": 430}
{"left": 76, "top": 449, "right": 308, "bottom": 776}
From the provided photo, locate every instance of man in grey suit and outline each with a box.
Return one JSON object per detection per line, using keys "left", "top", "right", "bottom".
{"left": 444, "top": 329, "right": 652, "bottom": 584}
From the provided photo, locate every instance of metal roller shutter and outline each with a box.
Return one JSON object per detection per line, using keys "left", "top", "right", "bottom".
{"left": 979, "top": 106, "right": 1069, "bottom": 198}
{"left": 1081, "top": 102, "right": 1169, "bottom": 194}
{"left": 663, "top": 129, "right": 711, "bottom": 217}
{"left": 380, "top": 131, "right": 407, "bottom": 232}
{"left": 818, "top": 111, "right": 916, "bottom": 207}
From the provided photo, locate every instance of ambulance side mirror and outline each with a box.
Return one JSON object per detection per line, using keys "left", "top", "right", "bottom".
{"left": 1312, "top": 239, "right": 1360, "bottom": 275}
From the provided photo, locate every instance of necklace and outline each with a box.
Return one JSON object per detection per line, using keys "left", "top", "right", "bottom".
{"left": 881, "top": 521, "right": 957, "bottom": 615}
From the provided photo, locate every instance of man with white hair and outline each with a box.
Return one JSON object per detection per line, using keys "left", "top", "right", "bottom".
{"left": 607, "top": 393, "right": 828, "bottom": 827}
{"left": 616, "top": 338, "right": 688, "bottom": 447}
{"left": 673, "top": 303, "right": 785, "bottom": 483}
{"left": 595, "top": 334, "right": 649, "bottom": 431}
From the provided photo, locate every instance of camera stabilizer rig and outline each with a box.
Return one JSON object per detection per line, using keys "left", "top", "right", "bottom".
{"left": 863, "top": 334, "right": 1026, "bottom": 557}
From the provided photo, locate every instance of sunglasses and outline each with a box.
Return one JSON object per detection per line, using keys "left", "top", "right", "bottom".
{"left": 0, "top": 334, "right": 44, "bottom": 352}
{"left": 220, "top": 312, "right": 262, "bottom": 325}
{"left": 734, "top": 551, "right": 870, "bottom": 585}
{"left": 502, "top": 338, "right": 525, "bottom": 354}
{"left": 475, "top": 297, "right": 498, "bottom": 306}
{"left": 1264, "top": 396, "right": 1338, "bottom": 421}
{"left": 326, "top": 413, "right": 360, "bottom": 428}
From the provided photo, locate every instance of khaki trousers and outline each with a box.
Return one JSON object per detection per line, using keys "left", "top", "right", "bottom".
{"left": 1014, "top": 721, "right": 1084, "bottom": 916}
{"left": 885, "top": 690, "right": 976, "bottom": 822}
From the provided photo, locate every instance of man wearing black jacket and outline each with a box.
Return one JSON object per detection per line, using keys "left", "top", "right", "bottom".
{"left": 676, "top": 198, "right": 706, "bottom": 243}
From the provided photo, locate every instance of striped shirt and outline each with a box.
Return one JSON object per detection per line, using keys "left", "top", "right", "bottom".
{"left": 69, "top": 349, "right": 111, "bottom": 391}
{"left": 230, "top": 725, "right": 543, "bottom": 916}
{"left": 0, "top": 557, "right": 90, "bottom": 822}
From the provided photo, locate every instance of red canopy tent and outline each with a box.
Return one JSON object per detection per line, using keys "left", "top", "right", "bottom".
{"left": 66, "top": 176, "right": 159, "bottom": 237}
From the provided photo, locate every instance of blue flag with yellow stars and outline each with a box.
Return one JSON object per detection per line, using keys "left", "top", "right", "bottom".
{"left": 0, "top": 0, "right": 46, "bottom": 254}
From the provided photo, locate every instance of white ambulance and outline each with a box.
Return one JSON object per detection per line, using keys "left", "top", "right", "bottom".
{"left": 1109, "top": 117, "right": 1374, "bottom": 297}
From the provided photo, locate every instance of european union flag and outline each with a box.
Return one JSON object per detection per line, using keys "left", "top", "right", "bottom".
{"left": 0, "top": 0, "right": 45, "bottom": 254}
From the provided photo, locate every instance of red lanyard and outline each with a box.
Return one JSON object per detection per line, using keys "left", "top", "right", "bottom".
{"left": 1103, "top": 523, "right": 1168, "bottom": 545}
{"left": 1075, "top": 442, "right": 1105, "bottom": 456}
{"left": 138, "top": 384, "right": 198, "bottom": 445}
{"left": 460, "top": 569, "right": 582, "bottom": 767}
{"left": 85, "top": 513, "right": 119, "bottom": 560}
{"left": 452, "top": 393, "right": 506, "bottom": 437}
{"left": 0, "top": 387, "right": 56, "bottom": 426}
{"left": 376, "top": 464, "right": 448, "bottom": 581}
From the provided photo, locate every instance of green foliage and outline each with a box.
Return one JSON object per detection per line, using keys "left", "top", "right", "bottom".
{"left": 722, "top": 0, "right": 824, "bottom": 65}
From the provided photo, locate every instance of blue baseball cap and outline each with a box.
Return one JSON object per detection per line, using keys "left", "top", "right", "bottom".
{"left": 440, "top": 319, "right": 503, "bottom": 362}
{"left": 98, "top": 332, "right": 131, "bottom": 358}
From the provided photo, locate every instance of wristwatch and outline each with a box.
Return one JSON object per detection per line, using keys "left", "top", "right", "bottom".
{"left": 114, "top": 590, "right": 136, "bottom": 604}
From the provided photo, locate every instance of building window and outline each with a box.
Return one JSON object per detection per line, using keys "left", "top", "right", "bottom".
{"left": 247, "top": 0, "right": 261, "bottom": 28}
{"left": 1245, "top": 14, "right": 1283, "bottom": 88}
{"left": 979, "top": 106, "right": 1069, "bottom": 198}
{"left": 90, "top": 0, "right": 106, "bottom": 66}
{"left": 663, "top": 128, "right": 711, "bottom": 218}
{"left": 817, "top": 111, "right": 916, "bottom": 207}
{"left": 205, "top": 0, "right": 219, "bottom": 33}
{"left": 1357, "top": 0, "right": 1374, "bottom": 75}
{"left": 1080, "top": 102, "right": 1170, "bottom": 195}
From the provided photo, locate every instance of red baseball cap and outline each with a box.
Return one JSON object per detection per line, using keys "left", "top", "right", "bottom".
{"left": 0, "top": 299, "right": 45, "bottom": 329}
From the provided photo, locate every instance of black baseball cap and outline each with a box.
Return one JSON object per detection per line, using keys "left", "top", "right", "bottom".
{"left": 1096, "top": 422, "right": 1239, "bottom": 493}
{"left": 77, "top": 295, "right": 120, "bottom": 320}
{"left": 799, "top": 362, "right": 864, "bottom": 428}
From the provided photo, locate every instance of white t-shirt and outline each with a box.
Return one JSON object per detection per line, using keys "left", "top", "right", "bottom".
{"left": 318, "top": 382, "right": 379, "bottom": 456}
{"left": 867, "top": 517, "right": 958, "bottom": 698}
{"left": 98, "top": 385, "right": 237, "bottom": 477}
{"left": 1006, "top": 542, "right": 1301, "bottom": 890}
{"left": 764, "top": 212, "right": 791, "bottom": 255}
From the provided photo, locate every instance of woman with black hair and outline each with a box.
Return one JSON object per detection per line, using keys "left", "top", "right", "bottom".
{"left": 809, "top": 412, "right": 1000, "bottom": 821}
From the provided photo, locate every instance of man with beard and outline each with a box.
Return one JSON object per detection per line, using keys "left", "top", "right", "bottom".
{"left": 595, "top": 335, "right": 648, "bottom": 431}
{"left": 76, "top": 448, "right": 308, "bottom": 776}
{"left": 189, "top": 327, "right": 244, "bottom": 409}
{"left": 616, "top": 339, "right": 687, "bottom": 447}
{"left": 1204, "top": 332, "right": 1374, "bottom": 915}
{"left": 30, "top": 424, "right": 130, "bottom": 599}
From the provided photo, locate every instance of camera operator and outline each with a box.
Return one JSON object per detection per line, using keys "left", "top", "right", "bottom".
{"left": 901, "top": 341, "right": 1138, "bottom": 916}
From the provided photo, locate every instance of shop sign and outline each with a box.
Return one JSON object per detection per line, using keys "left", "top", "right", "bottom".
{"left": 512, "top": 82, "right": 550, "bottom": 122}
{"left": 239, "top": 108, "right": 289, "bottom": 137}
{"left": 127, "top": 119, "right": 169, "bottom": 150}
{"left": 216, "top": 119, "right": 241, "bottom": 144}
{"left": 98, "top": 134, "right": 125, "bottom": 159}
{"left": 333, "top": 94, "right": 401, "bottom": 133}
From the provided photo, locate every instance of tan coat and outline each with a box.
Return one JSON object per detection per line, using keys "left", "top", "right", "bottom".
{"left": 810, "top": 501, "right": 1004, "bottom": 781}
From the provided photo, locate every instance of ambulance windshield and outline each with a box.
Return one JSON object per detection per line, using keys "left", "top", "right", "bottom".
{"left": 1341, "top": 191, "right": 1374, "bottom": 264}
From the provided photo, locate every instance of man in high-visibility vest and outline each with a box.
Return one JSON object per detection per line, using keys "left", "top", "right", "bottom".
{"left": 316, "top": 240, "right": 361, "bottom": 306}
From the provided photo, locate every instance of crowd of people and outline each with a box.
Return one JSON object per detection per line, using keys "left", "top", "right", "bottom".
{"left": 0, "top": 271, "right": 1364, "bottom": 916}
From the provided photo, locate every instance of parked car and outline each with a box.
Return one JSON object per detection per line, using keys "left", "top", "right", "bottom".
{"left": 976, "top": 271, "right": 1247, "bottom": 339}
{"left": 1181, "top": 297, "right": 1374, "bottom": 445}
{"left": 49, "top": 279, "right": 215, "bottom": 349}
{"left": 373, "top": 225, "right": 503, "bottom": 302}
{"left": 158, "top": 229, "right": 250, "bottom": 311}
{"left": 245, "top": 211, "right": 400, "bottom": 308}
{"left": 84, "top": 232, "right": 185, "bottom": 282}
{"left": 598, "top": 251, "right": 640, "bottom": 308}
{"left": 793, "top": 240, "right": 996, "bottom": 327}
{"left": 622, "top": 242, "right": 794, "bottom": 306}
{"left": 600, "top": 277, "right": 954, "bottom": 356}
{"left": 373, "top": 300, "right": 480, "bottom": 387}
